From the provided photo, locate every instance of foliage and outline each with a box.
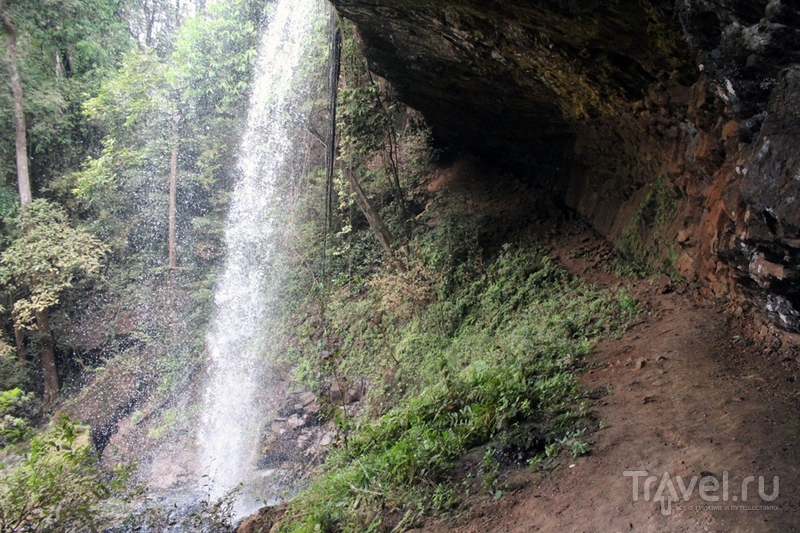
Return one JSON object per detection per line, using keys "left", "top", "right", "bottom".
{"left": 338, "top": 83, "right": 394, "bottom": 155}
{"left": 0, "top": 340, "right": 28, "bottom": 392}
{"left": 0, "top": 0, "right": 131, "bottom": 189}
{"left": 6, "top": 0, "right": 264, "bottom": 404}
{"left": 0, "top": 199, "right": 107, "bottom": 329}
{"left": 0, "top": 388, "right": 41, "bottom": 447}
{"left": 0, "top": 416, "right": 128, "bottom": 533}
{"left": 254, "top": 23, "right": 646, "bottom": 530}
{"left": 274, "top": 240, "right": 637, "bottom": 531}
{"left": 72, "top": 1, "right": 260, "bottom": 269}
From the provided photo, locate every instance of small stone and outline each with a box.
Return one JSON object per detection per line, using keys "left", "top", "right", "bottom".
{"left": 635, "top": 357, "right": 647, "bottom": 370}
{"left": 299, "top": 391, "right": 317, "bottom": 406}
{"left": 328, "top": 383, "right": 343, "bottom": 403}
{"left": 676, "top": 252, "right": 695, "bottom": 277}
{"left": 721, "top": 120, "right": 738, "bottom": 141}
{"left": 653, "top": 273, "right": 672, "bottom": 294}
{"left": 749, "top": 253, "right": 794, "bottom": 286}
{"left": 287, "top": 414, "right": 305, "bottom": 429}
{"left": 347, "top": 388, "right": 362, "bottom": 403}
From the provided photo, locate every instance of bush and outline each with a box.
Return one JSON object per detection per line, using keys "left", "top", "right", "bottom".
{"left": 0, "top": 345, "right": 29, "bottom": 393}
{"left": 0, "top": 388, "right": 42, "bottom": 447}
{"left": 0, "top": 417, "right": 127, "bottom": 533}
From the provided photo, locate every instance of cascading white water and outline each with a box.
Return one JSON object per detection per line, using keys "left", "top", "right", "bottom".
{"left": 197, "top": 0, "right": 324, "bottom": 512}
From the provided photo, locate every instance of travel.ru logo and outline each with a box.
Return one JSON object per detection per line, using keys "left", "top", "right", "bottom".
{"left": 623, "top": 470, "right": 779, "bottom": 516}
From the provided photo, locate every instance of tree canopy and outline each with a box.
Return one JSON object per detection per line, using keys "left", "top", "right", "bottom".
{"left": 0, "top": 199, "right": 107, "bottom": 330}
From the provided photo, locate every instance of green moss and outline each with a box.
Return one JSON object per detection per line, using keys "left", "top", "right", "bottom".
{"left": 616, "top": 175, "right": 680, "bottom": 275}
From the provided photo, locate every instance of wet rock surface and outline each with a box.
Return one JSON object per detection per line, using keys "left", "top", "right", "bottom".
{"left": 254, "top": 385, "right": 361, "bottom": 494}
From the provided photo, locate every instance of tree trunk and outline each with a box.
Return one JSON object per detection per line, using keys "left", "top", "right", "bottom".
{"left": 13, "top": 324, "right": 26, "bottom": 361}
{"left": 322, "top": 13, "right": 341, "bottom": 283}
{"left": 35, "top": 309, "right": 59, "bottom": 404}
{"left": 144, "top": 0, "right": 154, "bottom": 47}
{"left": 7, "top": 294, "right": 27, "bottom": 360}
{"left": 168, "top": 116, "right": 178, "bottom": 268}
{"left": 1, "top": 8, "right": 32, "bottom": 206}
{"left": 347, "top": 168, "right": 406, "bottom": 272}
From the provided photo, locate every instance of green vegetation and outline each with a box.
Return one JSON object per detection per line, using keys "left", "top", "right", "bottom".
{"left": 0, "top": 387, "right": 41, "bottom": 446}
{"left": 0, "top": 4, "right": 642, "bottom": 531}
{"left": 273, "top": 237, "right": 636, "bottom": 531}
{"left": 0, "top": 0, "right": 266, "bottom": 418}
{"left": 616, "top": 174, "right": 680, "bottom": 275}
{"left": 0, "top": 199, "right": 107, "bottom": 330}
{"left": 0, "top": 0, "right": 268, "bottom": 528}
{"left": 239, "top": 21, "right": 642, "bottom": 531}
{"left": 0, "top": 417, "right": 128, "bottom": 532}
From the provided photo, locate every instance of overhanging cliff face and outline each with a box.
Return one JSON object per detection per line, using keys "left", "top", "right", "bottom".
{"left": 332, "top": 0, "right": 800, "bottom": 331}
{"left": 332, "top": 0, "right": 692, "bottom": 161}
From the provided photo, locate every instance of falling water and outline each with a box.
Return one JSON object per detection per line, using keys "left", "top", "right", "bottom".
{"left": 197, "top": 0, "right": 325, "bottom": 512}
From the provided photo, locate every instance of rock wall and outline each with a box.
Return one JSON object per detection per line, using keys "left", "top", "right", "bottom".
{"left": 332, "top": 0, "right": 800, "bottom": 330}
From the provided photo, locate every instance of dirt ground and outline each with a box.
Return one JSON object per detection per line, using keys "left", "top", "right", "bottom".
{"left": 415, "top": 220, "right": 800, "bottom": 533}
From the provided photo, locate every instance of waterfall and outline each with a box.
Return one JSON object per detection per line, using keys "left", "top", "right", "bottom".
{"left": 197, "top": 0, "right": 324, "bottom": 513}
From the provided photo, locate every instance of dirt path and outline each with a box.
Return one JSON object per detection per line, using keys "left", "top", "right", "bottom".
{"left": 417, "top": 222, "right": 800, "bottom": 533}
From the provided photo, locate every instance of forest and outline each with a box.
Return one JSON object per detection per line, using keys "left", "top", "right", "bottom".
{"left": 0, "top": 0, "right": 269, "bottom": 529}
{"left": 2, "top": 0, "right": 799, "bottom": 532}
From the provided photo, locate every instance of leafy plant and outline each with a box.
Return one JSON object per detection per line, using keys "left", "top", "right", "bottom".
{"left": 570, "top": 440, "right": 590, "bottom": 458}
{"left": 0, "top": 388, "right": 42, "bottom": 447}
{"left": 544, "top": 443, "right": 559, "bottom": 458}
{"left": 0, "top": 199, "right": 107, "bottom": 330}
{"left": 0, "top": 416, "right": 128, "bottom": 532}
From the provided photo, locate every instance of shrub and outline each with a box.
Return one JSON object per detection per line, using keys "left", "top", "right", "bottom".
{"left": 0, "top": 417, "right": 127, "bottom": 533}
{"left": 0, "top": 388, "right": 42, "bottom": 447}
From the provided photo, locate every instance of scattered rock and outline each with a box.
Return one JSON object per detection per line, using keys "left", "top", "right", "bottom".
{"left": 237, "top": 503, "right": 287, "bottom": 533}
{"left": 299, "top": 391, "right": 317, "bottom": 406}
{"left": 319, "top": 432, "right": 334, "bottom": 446}
{"left": 749, "top": 253, "right": 796, "bottom": 288}
{"left": 286, "top": 414, "right": 305, "bottom": 429}
{"left": 347, "top": 388, "right": 362, "bottom": 403}
{"left": 652, "top": 274, "right": 673, "bottom": 294}
{"left": 326, "top": 383, "right": 362, "bottom": 404}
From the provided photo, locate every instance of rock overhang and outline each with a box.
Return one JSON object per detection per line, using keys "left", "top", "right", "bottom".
{"left": 332, "top": 0, "right": 800, "bottom": 330}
